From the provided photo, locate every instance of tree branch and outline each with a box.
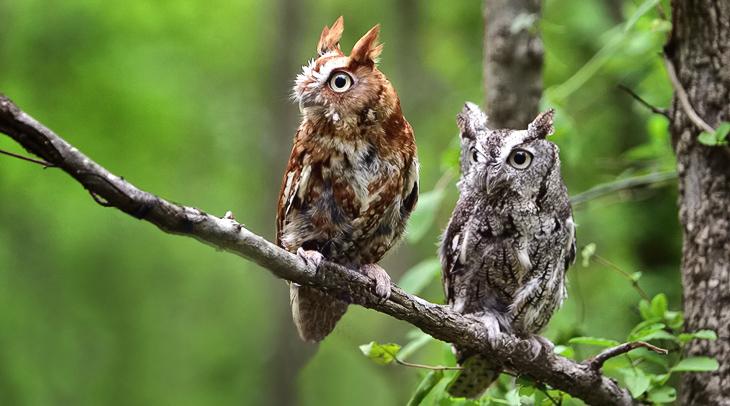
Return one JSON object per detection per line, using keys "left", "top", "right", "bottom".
{"left": 617, "top": 84, "right": 669, "bottom": 118}
{"left": 0, "top": 94, "right": 634, "bottom": 405}
{"left": 570, "top": 171, "right": 677, "bottom": 207}
{"left": 663, "top": 55, "right": 715, "bottom": 134}
{"left": 587, "top": 341, "right": 668, "bottom": 371}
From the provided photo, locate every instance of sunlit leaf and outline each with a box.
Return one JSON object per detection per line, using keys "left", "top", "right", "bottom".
{"left": 648, "top": 386, "right": 677, "bottom": 403}
{"left": 671, "top": 357, "right": 719, "bottom": 372}
{"left": 620, "top": 368, "right": 651, "bottom": 398}
{"left": 698, "top": 131, "right": 718, "bottom": 146}
{"left": 359, "top": 341, "right": 401, "bottom": 365}
{"left": 651, "top": 293, "right": 668, "bottom": 318}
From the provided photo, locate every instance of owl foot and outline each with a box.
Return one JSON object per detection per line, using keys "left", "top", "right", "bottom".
{"left": 524, "top": 335, "right": 553, "bottom": 361}
{"left": 297, "top": 248, "right": 325, "bottom": 270}
{"left": 359, "top": 263, "right": 391, "bottom": 302}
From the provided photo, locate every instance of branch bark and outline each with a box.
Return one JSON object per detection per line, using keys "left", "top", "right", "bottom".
{"left": 0, "top": 94, "right": 633, "bottom": 405}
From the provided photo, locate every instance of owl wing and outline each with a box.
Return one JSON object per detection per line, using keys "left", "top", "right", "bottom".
{"left": 440, "top": 200, "right": 479, "bottom": 311}
{"left": 400, "top": 155, "right": 419, "bottom": 217}
{"left": 276, "top": 134, "right": 309, "bottom": 248}
{"left": 510, "top": 213, "right": 576, "bottom": 333}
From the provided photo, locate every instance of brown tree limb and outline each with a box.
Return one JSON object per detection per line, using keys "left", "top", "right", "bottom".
{"left": 587, "top": 341, "right": 668, "bottom": 371}
{"left": 0, "top": 94, "right": 634, "bottom": 405}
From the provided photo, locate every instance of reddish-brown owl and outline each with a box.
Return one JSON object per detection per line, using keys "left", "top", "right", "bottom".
{"left": 276, "top": 17, "right": 419, "bottom": 342}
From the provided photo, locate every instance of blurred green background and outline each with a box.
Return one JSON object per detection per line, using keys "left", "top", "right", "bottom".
{"left": 0, "top": 0, "right": 678, "bottom": 405}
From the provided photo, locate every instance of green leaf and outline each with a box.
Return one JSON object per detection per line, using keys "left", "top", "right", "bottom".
{"left": 399, "top": 258, "right": 441, "bottom": 295}
{"left": 648, "top": 386, "right": 677, "bottom": 403}
{"left": 629, "top": 322, "right": 666, "bottom": 341}
{"left": 698, "top": 131, "right": 718, "bottom": 146}
{"left": 407, "top": 370, "right": 444, "bottom": 406}
{"left": 715, "top": 122, "right": 730, "bottom": 142}
{"left": 581, "top": 243, "right": 596, "bottom": 267}
{"left": 630, "top": 271, "right": 642, "bottom": 282}
{"left": 568, "top": 336, "right": 620, "bottom": 347}
{"left": 553, "top": 345, "right": 575, "bottom": 359}
{"left": 671, "top": 356, "right": 719, "bottom": 372}
{"left": 651, "top": 293, "right": 668, "bottom": 318}
{"left": 504, "top": 388, "right": 521, "bottom": 406}
{"left": 638, "top": 299, "right": 653, "bottom": 320}
{"left": 636, "top": 330, "right": 678, "bottom": 343}
{"left": 407, "top": 188, "right": 446, "bottom": 243}
{"left": 698, "top": 122, "right": 730, "bottom": 146}
{"left": 359, "top": 341, "right": 401, "bottom": 365}
{"left": 620, "top": 368, "right": 651, "bottom": 398}
{"left": 694, "top": 329, "right": 718, "bottom": 340}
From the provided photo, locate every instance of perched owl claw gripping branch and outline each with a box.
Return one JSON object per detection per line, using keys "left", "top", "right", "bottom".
{"left": 440, "top": 103, "right": 576, "bottom": 398}
{"left": 277, "top": 17, "right": 419, "bottom": 343}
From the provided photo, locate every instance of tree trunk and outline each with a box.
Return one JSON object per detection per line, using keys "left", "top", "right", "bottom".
{"left": 483, "top": 0, "right": 543, "bottom": 128}
{"left": 666, "top": 1, "right": 730, "bottom": 404}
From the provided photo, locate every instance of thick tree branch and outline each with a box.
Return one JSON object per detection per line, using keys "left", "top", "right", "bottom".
{"left": 0, "top": 94, "right": 633, "bottom": 405}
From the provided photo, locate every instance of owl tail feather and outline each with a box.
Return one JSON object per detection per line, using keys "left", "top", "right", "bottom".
{"left": 447, "top": 355, "right": 501, "bottom": 399}
{"left": 290, "top": 284, "right": 348, "bottom": 342}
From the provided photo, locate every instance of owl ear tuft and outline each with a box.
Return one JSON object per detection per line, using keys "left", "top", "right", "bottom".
{"left": 528, "top": 109, "right": 555, "bottom": 139}
{"left": 457, "top": 102, "right": 489, "bottom": 141}
{"left": 317, "top": 16, "right": 345, "bottom": 55}
{"left": 350, "top": 24, "right": 382, "bottom": 64}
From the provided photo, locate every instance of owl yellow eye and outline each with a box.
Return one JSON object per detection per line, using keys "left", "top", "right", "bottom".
{"left": 508, "top": 149, "right": 533, "bottom": 169}
{"left": 328, "top": 72, "right": 353, "bottom": 93}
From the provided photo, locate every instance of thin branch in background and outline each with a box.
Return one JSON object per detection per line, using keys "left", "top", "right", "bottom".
{"left": 617, "top": 84, "right": 669, "bottom": 118}
{"left": 593, "top": 254, "right": 650, "bottom": 300}
{"left": 570, "top": 171, "right": 677, "bottom": 207}
{"left": 587, "top": 341, "right": 668, "bottom": 370}
{"left": 663, "top": 55, "right": 716, "bottom": 134}
{"left": 0, "top": 148, "right": 56, "bottom": 168}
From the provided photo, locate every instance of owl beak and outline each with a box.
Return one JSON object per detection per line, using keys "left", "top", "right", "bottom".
{"left": 484, "top": 165, "right": 502, "bottom": 194}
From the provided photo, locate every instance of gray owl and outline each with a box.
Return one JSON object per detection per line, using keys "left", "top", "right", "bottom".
{"left": 439, "top": 103, "right": 576, "bottom": 398}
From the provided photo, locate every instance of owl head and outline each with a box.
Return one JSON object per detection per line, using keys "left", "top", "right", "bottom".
{"left": 293, "top": 17, "right": 394, "bottom": 126}
{"left": 456, "top": 102, "right": 560, "bottom": 201}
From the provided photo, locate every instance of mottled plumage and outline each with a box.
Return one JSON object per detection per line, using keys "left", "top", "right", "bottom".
{"left": 277, "top": 17, "right": 418, "bottom": 342}
{"left": 440, "top": 103, "right": 575, "bottom": 398}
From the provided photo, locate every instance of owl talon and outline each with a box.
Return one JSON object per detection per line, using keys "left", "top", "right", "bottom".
{"left": 297, "top": 248, "right": 325, "bottom": 270}
{"left": 525, "top": 335, "right": 553, "bottom": 361}
{"left": 359, "top": 264, "right": 391, "bottom": 302}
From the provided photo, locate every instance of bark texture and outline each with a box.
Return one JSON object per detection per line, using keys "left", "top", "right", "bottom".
{"left": 483, "top": 0, "right": 543, "bottom": 128}
{"left": 0, "top": 94, "right": 634, "bottom": 405}
{"left": 666, "top": 1, "right": 730, "bottom": 404}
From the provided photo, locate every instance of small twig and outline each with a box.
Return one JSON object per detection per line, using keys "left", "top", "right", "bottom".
{"left": 593, "top": 254, "right": 650, "bottom": 300}
{"left": 0, "top": 148, "right": 56, "bottom": 168}
{"left": 394, "top": 357, "right": 463, "bottom": 371}
{"left": 570, "top": 171, "right": 677, "bottom": 207}
{"left": 617, "top": 84, "right": 669, "bottom": 118}
{"left": 663, "top": 55, "right": 715, "bottom": 134}
{"left": 587, "top": 341, "right": 668, "bottom": 370}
